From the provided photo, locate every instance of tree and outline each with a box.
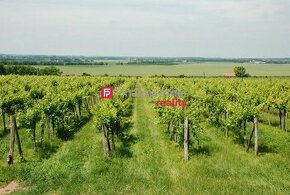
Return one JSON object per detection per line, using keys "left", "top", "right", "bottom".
{"left": 234, "top": 66, "right": 249, "bottom": 77}
{"left": 0, "top": 63, "right": 5, "bottom": 75}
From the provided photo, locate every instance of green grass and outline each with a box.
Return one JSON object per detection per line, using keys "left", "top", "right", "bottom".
{"left": 1, "top": 83, "right": 290, "bottom": 194}
{"left": 260, "top": 111, "right": 290, "bottom": 130}
{"left": 0, "top": 126, "right": 62, "bottom": 187}
{"left": 38, "top": 62, "right": 290, "bottom": 76}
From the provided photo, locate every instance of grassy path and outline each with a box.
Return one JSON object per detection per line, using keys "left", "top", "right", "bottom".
{"left": 119, "top": 83, "right": 183, "bottom": 193}
{"left": 12, "top": 82, "right": 290, "bottom": 194}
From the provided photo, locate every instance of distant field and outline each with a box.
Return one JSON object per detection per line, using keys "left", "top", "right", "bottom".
{"left": 37, "top": 62, "right": 290, "bottom": 76}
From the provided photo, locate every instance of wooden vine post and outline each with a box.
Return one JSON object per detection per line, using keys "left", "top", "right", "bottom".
{"left": 254, "top": 117, "right": 259, "bottom": 156}
{"left": 7, "top": 115, "right": 16, "bottom": 165}
{"left": 15, "top": 124, "right": 24, "bottom": 161}
{"left": 184, "top": 117, "right": 189, "bottom": 161}
{"left": 7, "top": 114, "right": 25, "bottom": 165}
{"left": 102, "top": 124, "right": 111, "bottom": 156}
{"left": 246, "top": 117, "right": 259, "bottom": 156}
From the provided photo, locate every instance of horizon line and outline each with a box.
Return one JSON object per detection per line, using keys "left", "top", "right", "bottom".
{"left": 1, "top": 53, "right": 290, "bottom": 59}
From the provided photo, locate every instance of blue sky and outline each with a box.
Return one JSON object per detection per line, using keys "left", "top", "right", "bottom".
{"left": 0, "top": 0, "right": 290, "bottom": 57}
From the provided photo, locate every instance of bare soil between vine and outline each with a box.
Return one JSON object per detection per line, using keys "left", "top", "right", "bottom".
{"left": 0, "top": 181, "right": 24, "bottom": 194}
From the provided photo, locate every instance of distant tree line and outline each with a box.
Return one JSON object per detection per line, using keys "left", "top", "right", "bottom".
{"left": 0, "top": 60, "right": 108, "bottom": 66}
{"left": 176, "top": 58, "right": 290, "bottom": 64}
{"left": 127, "top": 60, "right": 178, "bottom": 65}
{"left": 1, "top": 54, "right": 290, "bottom": 65}
{"left": 0, "top": 64, "right": 62, "bottom": 75}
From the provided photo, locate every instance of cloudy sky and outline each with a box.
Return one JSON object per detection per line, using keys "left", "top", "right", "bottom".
{"left": 0, "top": 0, "right": 290, "bottom": 57}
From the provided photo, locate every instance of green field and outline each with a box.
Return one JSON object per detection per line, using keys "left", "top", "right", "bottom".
{"left": 46, "top": 63, "right": 290, "bottom": 76}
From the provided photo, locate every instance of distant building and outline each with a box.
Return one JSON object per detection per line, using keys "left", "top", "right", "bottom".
{"left": 223, "top": 72, "right": 236, "bottom": 77}
{"left": 250, "top": 60, "right": 266, "bottom": 64}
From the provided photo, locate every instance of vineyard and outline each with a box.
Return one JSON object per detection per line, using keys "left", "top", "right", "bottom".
{"left": 0, "top": 75, "right": 290, "bottom": 194}
{"left": 144, "top": 78, "right": 290, "bottom": 158}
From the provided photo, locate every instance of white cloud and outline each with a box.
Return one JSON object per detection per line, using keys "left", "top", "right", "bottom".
{"left": 0, "top": 0, "right": 289, "bottom": 57}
